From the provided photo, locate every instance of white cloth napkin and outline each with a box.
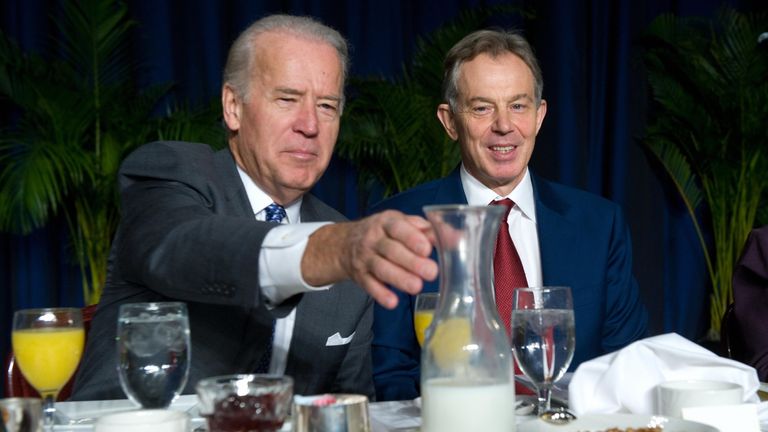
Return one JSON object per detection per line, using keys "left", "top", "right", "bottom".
{"left": 568, "top": 332, "right": 761, "bottom": 415}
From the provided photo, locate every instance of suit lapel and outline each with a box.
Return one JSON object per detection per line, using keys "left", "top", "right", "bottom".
{"left": 214, "top": 148, "right": 254, "bottom": 218}
{"left": 213, "top": 148, "right": 277, "bottom": 369}
{"left": 532, "top": 174, "right": 579, "bottom": 285}
{"left": 434, "top": 166, "right": 469, "bottom": 206}
{"left": 286, "top": 195, "right": 340, "bottom": 390}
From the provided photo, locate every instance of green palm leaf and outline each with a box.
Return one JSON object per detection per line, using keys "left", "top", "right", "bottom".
{"left": 642, "top": 7, "right": 768, "bottom": 338}
{"left": 0, "top": 0, "right": 221, "bottom": 304}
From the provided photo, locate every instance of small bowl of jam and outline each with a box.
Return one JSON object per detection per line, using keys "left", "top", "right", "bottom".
{"left": 196, "top": 374, "right": 293, "bottom": 432}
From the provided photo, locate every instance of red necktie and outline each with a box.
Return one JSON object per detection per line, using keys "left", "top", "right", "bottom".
{"left": 491, "top": 199, "right": 528, "bottom": 332}
{"left": 490, "top": 199, "right": 531, "bottom": 394}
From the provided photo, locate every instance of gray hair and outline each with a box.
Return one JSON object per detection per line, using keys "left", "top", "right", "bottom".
{"left": 222, "top": 14, "right": 349, "bottom": 107}
{"left": 442, "top": 29, "right": 543, "bottom": 111}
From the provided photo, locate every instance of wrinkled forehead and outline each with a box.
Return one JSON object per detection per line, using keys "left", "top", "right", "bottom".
{"left": 252, "top": 29, "right": 345, "bottom": 83}
{"left": 455, "top": 53, "right": 536, "bottom": 100}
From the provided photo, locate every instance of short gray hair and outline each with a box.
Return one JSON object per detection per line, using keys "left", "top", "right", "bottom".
{"left": 442, "top": 29, "right": 543, "bottom": 111}
{"left": 222, "top": 14, "right": 349, "bottom": 106}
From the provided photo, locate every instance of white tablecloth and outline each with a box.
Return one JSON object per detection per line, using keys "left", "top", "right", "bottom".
{"left": 53, "top": 395, "right": 544, "bottom": 431}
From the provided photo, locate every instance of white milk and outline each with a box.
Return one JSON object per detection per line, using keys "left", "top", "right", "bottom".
{"left": 421, "top": 378, "right": 516, "bottom": 432}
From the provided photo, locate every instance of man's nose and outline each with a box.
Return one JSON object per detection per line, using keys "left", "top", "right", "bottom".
{"left": 293, "top": 101, "right": 319, "bottom": 136}
{"left": 491, "top": 109, "right": 514, "bottom": 135}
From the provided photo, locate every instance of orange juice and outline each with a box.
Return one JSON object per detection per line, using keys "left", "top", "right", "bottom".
{"left": 12, "top": 327, "right": 85, "bottom": 396}
{"left": 414, "top": 310, "right": 434, "bottom": 346}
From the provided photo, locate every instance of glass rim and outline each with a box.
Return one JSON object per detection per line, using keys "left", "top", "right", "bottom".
{"left": 196, "top": 373, "right": 293, "bottom": 385}
{"left": 118, "top": 301, "right": 187, "bottom": 311}
{"left": 195, "top": 374, "right": 294, "bottom": 394}
{"left": 13, "top": 307, "right": 82, "bottom": 315}
{"left": 515, "top": 286, "right": 572, "bottom": 291}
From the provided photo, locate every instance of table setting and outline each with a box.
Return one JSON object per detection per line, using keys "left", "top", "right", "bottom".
{"left": 5, "top": 205, "right": 768, "bottom": 432}
{"left": 7, "top": 315, "right": 768, "bottom": 432}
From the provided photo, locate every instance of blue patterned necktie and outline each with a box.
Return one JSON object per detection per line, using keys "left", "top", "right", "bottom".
{"left": 264, "top": 203, "right": 287, "bottom": 224}
{"left": 255, "top": 202, "right": 286, "bottom": 373}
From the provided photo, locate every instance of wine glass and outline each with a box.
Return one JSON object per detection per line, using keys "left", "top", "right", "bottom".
{"left": 12, "top": 307, "right": 85, "bottom": 429}
{"left": 511, "top": 286, "right": 575, "bottom": 417}
{"left": 117, "top": 302, "right": 191, "bottom": 409}
{"left": 413, "top": 292, "right": 439, "bottom": 347}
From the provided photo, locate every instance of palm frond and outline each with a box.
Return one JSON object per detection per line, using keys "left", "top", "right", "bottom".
{"left": 642, "top": 6, "right": 768, "bottom": 337}
{"left": 56, "top": 0, "right": 134, "bottom": 87}
{"left": 0, "top": 0, "right": 224, "bottom": 304}
{"left": 0, "top": 134, "right": 91, "bottom": 233}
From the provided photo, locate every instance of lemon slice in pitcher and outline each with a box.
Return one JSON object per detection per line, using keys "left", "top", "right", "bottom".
{"left": 428, "top": 317, "right": 472, "bottom": 369}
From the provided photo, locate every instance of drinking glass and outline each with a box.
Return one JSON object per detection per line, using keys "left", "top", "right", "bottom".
{"left": 413, "top": 292, "right": 439, "bottom": 347}
{"left": 117, "top": 302, "right": 191, "bottom": 409}
{"left": 12, "top": 307, "right": 85, "bottom": 429}
{"left": 511, "top": 286, "right": 575, "bottom": 416}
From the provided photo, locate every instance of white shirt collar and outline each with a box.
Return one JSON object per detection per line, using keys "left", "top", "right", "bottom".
{"left": 236, "top": 166, "right": 302, "bottom": 223}
{"left": 459, "top": 164, "right": 536, "bottom": 223}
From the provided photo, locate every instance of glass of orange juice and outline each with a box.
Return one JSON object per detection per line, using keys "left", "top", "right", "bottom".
{"left": 12, "top": 307, "right": 84, "bottom": 430}
{"left": 414, "top": 292, "right": 439, "bottom": 347}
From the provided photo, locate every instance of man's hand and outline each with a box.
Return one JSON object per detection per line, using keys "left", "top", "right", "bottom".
{"left": 302, "top": 210, "right": 438, "bottom": 309}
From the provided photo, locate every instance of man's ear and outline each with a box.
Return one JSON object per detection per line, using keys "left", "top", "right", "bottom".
{"left": 437, "top": 103, "right": 459, "bottom": 140}
{"left": 534, "top": 99, "right": 547, "bottom": 135}
{"left": 222, "top": 84, "right": 242, "bottom": 132}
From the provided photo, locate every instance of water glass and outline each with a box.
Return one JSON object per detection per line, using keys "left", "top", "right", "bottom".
{"left": 117, "top": 302, "right": 191, "bottom": 409}
{"left": 511, "top": 286, "right": 575, "bottom": 415}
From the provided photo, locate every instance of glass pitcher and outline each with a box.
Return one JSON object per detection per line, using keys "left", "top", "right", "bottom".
{"left": 420, "top": 205, "right": 516, "bottom": 432}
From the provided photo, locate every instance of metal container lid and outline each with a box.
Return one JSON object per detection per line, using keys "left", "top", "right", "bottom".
{"left": 292, "top": 394, "right": 370, "bottom": 432}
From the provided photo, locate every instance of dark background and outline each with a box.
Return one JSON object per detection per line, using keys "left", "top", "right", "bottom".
{"left": 2, "top": 0, "right": 765, "bottom": 397}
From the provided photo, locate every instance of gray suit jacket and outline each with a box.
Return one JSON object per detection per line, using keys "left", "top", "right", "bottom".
{"left": 71, "top": 141, "right": 374, "bottom": 400}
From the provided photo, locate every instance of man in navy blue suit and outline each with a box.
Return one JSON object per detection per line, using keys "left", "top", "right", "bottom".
{"left": 370, "top": 29, "right": 649, "bottom": 401}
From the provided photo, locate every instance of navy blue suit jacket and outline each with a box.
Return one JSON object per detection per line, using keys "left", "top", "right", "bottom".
{"left": 369, "top": 167, "right": 649, "bottom": 401}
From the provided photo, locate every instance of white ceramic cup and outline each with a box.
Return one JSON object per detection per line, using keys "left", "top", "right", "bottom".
{"left": 93, "top": 409, "right": 189, "bottom": 432}
{"left": 656, "top": 379, "right": 743, "bottom": 418}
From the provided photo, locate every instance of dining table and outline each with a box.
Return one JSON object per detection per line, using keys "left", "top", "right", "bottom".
{"left": 48, "top": 377, "right": 768, "bottom": 432}
{"left": 51, "top": 394, "right": 554, "bottom": 432}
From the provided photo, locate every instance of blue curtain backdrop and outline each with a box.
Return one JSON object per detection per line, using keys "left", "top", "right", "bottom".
{"left": 1, "top": 0, "right": 763, "bottom": 396}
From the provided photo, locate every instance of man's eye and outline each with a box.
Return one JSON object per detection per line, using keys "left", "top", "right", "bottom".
{"left": 318, "top": 103, "right": 339, "bottom": 119}
{"left": 510, "top": 103, "right": 527, "bottom": 112}
{"left": 278, "top": 97, "right": 297, "bottom": 104}
{"left": 471, "top": 106, "right": 494, "bottom": 116}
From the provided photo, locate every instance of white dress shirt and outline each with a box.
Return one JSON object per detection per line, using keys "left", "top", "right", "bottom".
{"left": 459, "top": 164, "right": 542, "bottom": 288}
{"left": 237, "top": 167, "right": 331, "bottom": 374}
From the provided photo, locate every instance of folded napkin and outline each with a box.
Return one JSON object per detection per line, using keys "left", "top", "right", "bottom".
{"left": 569, "top": 332, "right": 760, "bottom": 415}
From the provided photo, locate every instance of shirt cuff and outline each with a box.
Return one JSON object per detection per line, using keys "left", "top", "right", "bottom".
{"left": 259, "top": 222, "right": 333, "bottom": 305}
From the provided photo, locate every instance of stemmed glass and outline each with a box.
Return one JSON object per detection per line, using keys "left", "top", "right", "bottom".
{"left": 511, "top": 286, "right": 575, "bottom": 418}
{"left": 413, "top": 292, "right": 439, "bottom": 347}
{"left": 117, "top": 302, "right": 191, "bottom": 409}
{"left": 12, "top": 307, "right": 85, "bottom": 429}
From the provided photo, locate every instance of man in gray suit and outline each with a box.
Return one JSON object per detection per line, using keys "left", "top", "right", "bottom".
{"left": 71, "top": 14, "right": 437, "bottom": 401}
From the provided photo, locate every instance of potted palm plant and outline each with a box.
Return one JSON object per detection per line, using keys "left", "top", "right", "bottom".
{"left": 642, "top": 7, "right": 768, "bottom": 340}
{"left": 0, "top": 0, "right": 223, "bottom": 305}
